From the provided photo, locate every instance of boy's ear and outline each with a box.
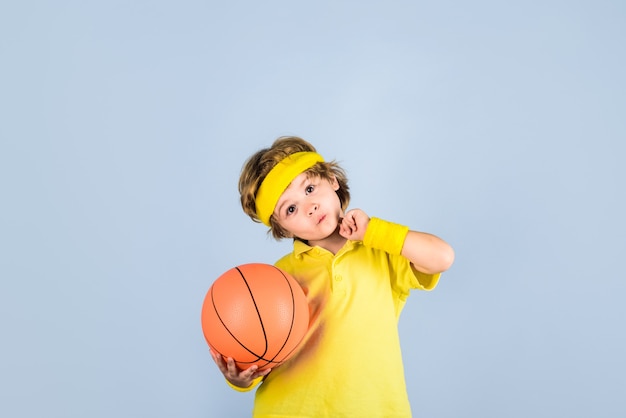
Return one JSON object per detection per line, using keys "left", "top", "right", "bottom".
{"left": 331, "top": 175, "right": 339, "bottom": 191}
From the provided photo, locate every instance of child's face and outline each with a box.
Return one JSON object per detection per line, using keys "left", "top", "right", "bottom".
{"left": 273, "top": 172, "right": 342, "bottom": 241}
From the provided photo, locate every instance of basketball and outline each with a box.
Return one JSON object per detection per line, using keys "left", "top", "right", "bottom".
{"left": 201, "top": 263, "right": 309, "bottom": 371}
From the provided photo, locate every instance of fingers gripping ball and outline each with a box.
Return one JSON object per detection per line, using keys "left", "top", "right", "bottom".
{"left": 201, "top": 263, "right": 310, "bottom": 371}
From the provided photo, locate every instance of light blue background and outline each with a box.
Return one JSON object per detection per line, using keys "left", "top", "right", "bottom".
{"left": 1, "top": 1, "right": 624, "bottom": 417}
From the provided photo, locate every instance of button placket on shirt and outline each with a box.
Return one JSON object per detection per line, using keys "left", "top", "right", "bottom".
{"left": 331, "top": 257, "right": 347, "bottom": 296}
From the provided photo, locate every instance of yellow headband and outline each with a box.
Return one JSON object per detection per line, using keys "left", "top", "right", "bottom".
{"left": 255, "top": 151, "right": 324, "bottom": 226}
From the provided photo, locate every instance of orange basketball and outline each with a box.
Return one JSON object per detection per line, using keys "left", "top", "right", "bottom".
{"left": 201, "top": 263, "right": 309, "bottom": 371}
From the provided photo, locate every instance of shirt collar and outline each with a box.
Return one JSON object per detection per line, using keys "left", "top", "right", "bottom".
{"left": 292, "top": 238, "right": 358, "bottom": 257}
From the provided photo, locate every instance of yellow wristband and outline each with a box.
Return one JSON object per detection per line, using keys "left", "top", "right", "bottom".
{"left": 226, "top": 376, "right": 263, "bottom": 392}
{"left": 363, "top": 217, "right": 409, "bottom": 255}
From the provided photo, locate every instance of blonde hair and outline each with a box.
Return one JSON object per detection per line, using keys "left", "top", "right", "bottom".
{"left": 239, "top": 136, "right": 350, "bottom": 239}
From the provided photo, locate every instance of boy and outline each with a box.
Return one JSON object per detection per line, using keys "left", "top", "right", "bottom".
{"left": 211, "top": 136, "right": 454, "bottom": 417}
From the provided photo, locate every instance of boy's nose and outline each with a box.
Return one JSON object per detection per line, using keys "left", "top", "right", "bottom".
{"left": 308, "top": 204, "right": 318, "bottom": 216}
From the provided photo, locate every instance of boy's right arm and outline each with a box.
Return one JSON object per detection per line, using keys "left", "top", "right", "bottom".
{"left": 210, "top": 348, "right": 270, "bottom": 391}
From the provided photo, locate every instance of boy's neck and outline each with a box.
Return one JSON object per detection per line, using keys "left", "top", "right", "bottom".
{"left": 307, "top": 230, "right": 347, "bottom": 255}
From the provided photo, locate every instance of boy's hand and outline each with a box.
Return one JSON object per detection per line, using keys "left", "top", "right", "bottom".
{"left": 338, "top": 209, "right": 369, "bottom": 242}
{"left": 210, "top": 348, "right": 271, "bottom": 389}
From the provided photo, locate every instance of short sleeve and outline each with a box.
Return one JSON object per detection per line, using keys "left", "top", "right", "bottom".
{"left": 390, "top": 254, "right": 441, "bottom": 299}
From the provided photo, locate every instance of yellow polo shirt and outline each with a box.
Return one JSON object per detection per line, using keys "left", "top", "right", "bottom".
{"left": 243, "top": 238, "right": 439, "bottom": 418}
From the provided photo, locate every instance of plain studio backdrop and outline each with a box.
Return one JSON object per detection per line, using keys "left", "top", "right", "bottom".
{"left": 1, "top": 1, "right": 624, "bottom": 417}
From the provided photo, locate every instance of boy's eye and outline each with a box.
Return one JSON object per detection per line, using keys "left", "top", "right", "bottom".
{"left": 306, "top": 185, "right": 314, "bottom": 194}
{"left": 287, "top": 205, "right": 296, "bottom": 215}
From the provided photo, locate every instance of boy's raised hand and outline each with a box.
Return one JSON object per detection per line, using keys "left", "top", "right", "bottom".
{"left": 210, "top": 348, "right": 271, "bottom": 389}
{"left": 339, "top": 209, "right": 369, "bottom": 241}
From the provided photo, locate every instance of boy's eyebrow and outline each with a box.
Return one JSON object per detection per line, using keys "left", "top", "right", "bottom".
{"left": 274, "top": 177, "right": 309, "bottom": 216}
{"left": 275, "top": 200, "right": 286, "bottom": 216}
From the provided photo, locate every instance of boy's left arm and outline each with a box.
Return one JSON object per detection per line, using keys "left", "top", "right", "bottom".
{"left": 340, "top": 209, "right": 454, "bottom": 274}
{"left": 400, "top": 230, "right": 455, "bottom": 274}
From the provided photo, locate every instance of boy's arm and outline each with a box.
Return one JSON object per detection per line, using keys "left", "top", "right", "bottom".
{"left": 400, "top": 230, "right": 455, "bottom": 274}
{"left": 340, "top": 209, "right": 454, "bottom": 274}
{"left": 210, "top": 348, "right": 270, "bottom": 391}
